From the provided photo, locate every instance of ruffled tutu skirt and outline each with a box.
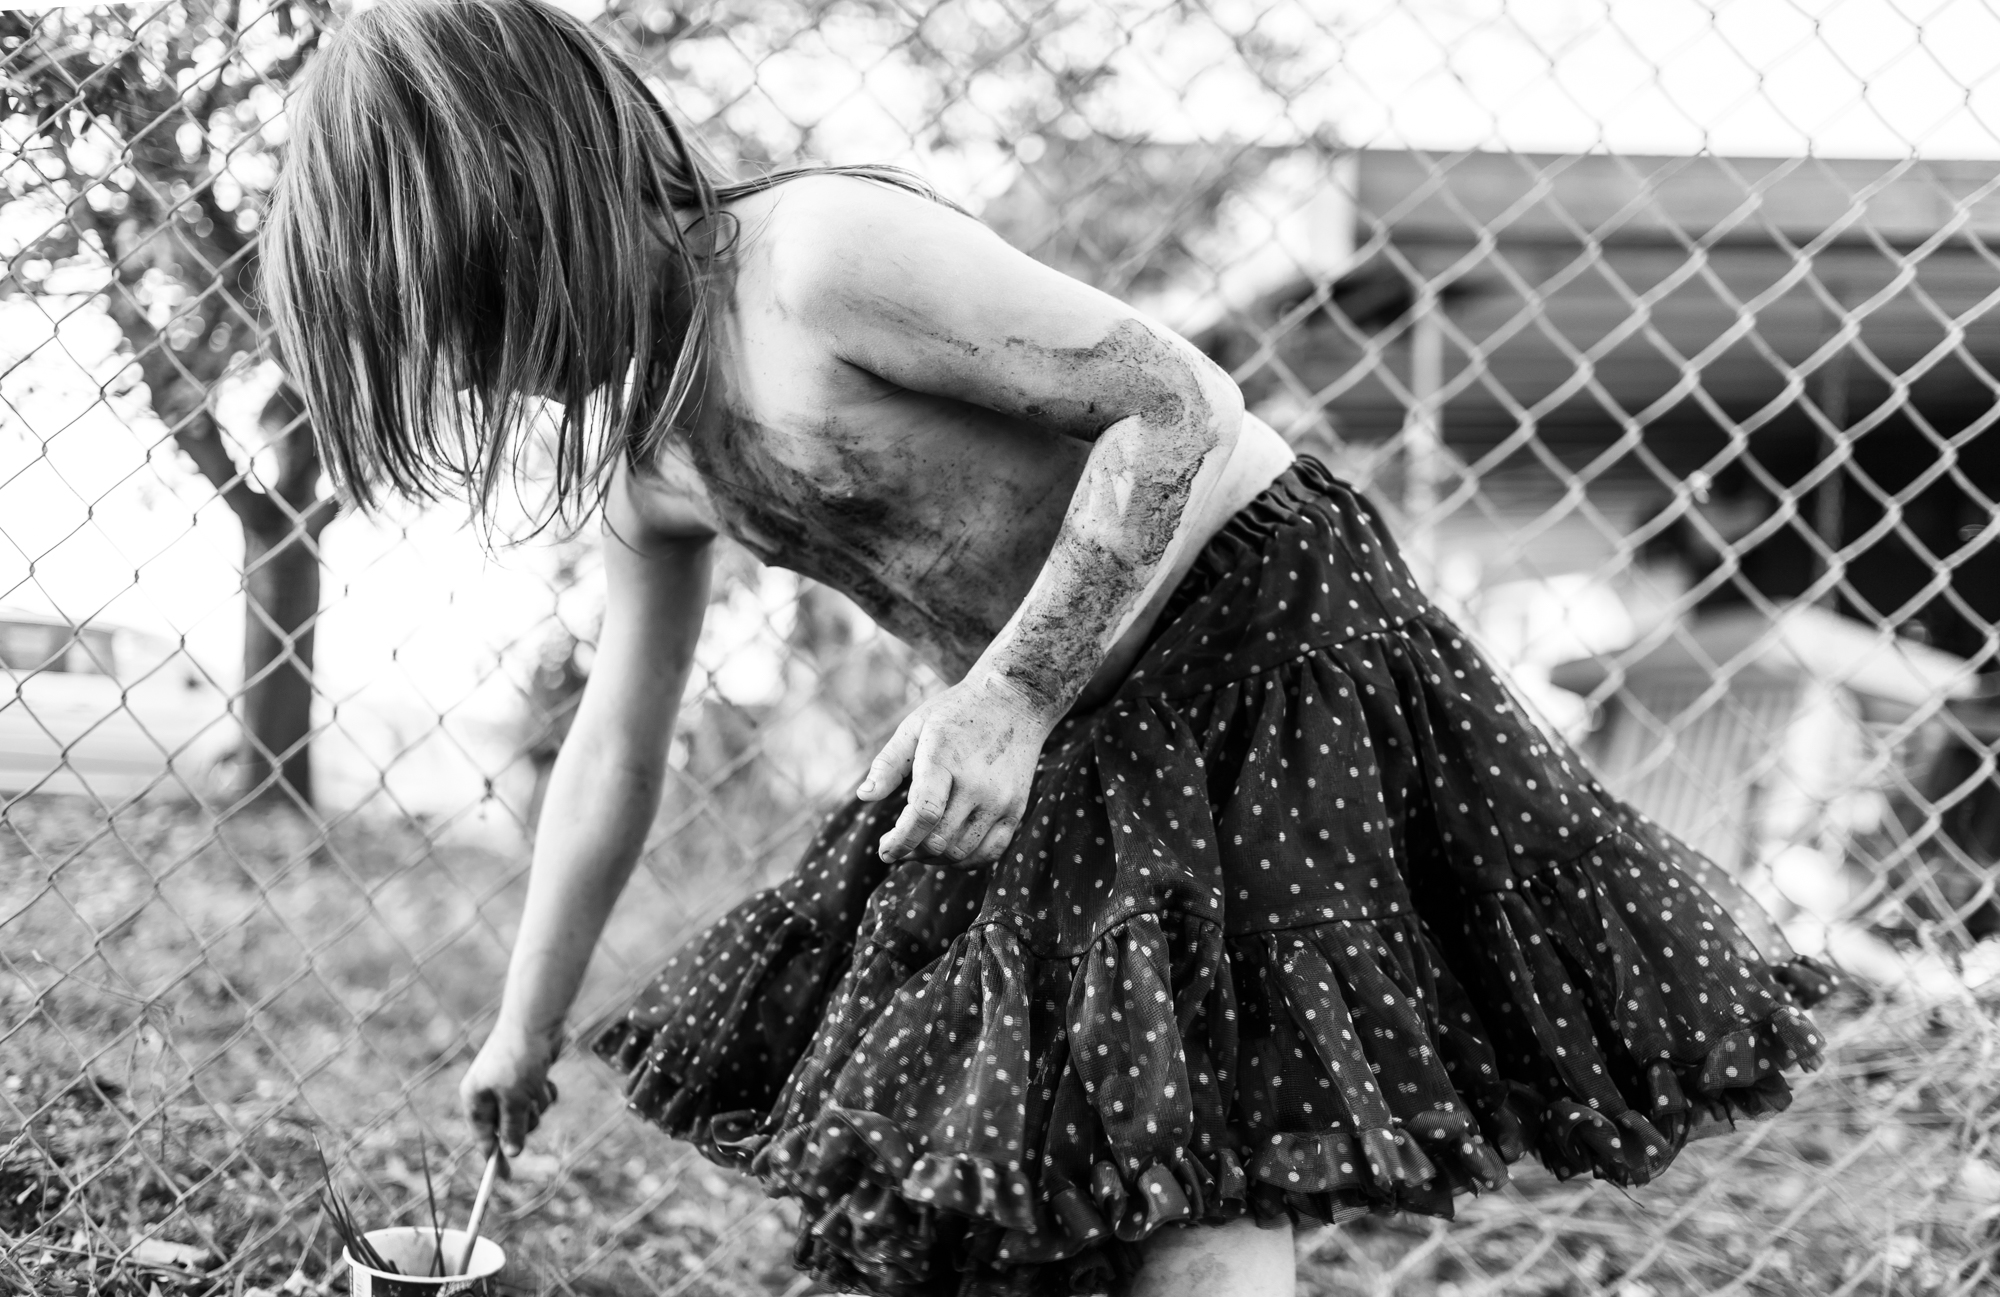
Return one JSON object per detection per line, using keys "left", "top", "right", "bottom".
{"left": 594, "top": 458, "right": 1834, "bottom": 1297}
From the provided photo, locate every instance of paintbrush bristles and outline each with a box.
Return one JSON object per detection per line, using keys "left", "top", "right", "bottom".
{"left": 314, "top": 1140, "right": 399, "bottom": 1275}
{"left": 319, "top": 1188, "right": 398, "bottom": 1274}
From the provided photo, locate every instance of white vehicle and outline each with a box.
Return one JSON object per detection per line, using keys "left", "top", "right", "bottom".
{"left": 0, "top": 609, "right": 238, "bottom": 802}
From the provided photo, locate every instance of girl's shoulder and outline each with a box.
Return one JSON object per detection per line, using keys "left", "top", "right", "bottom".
{"left": 732, "top": 168, "right": 938, "bottom": 229}
{"left": 727, "top": 171, "right": 966, "bottom": 308}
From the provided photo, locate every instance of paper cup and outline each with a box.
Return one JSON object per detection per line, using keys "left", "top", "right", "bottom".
{"left": 343, "top": 1226, "right": 504, "bottom": 1297}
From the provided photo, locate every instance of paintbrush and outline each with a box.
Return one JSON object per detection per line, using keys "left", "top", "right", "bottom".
{"left": 449, "top": 1149, "right": 502, "bottom": 1277}
{"left": 418, "top": 1135, "right": 445, "bottom": 1277}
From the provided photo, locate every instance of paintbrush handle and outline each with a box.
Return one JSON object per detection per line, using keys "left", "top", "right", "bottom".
{"left": 452, "top": 1151, "right": 501, "bottom": 1277}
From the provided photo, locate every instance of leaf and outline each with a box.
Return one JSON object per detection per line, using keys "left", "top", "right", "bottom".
{"left": 128, "top": 1238, "right": 213, "bottom": 1270}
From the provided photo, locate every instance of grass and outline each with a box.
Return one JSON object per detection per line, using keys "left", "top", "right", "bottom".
{"left": 0, "top": 791, "right": 813, "bottom": 1297}
{"left": 4, "top": 793, "right": 1998, "bottom": 1297}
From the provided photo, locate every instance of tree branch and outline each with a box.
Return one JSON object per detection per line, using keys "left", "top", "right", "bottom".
{"left": 302, "top": 495, "right": 340, "bottom": 540}
{"left": 171, "top": 407, "right": 281, "bottom": 533}
{"left": 58, "top": 189, "right": 267, "bottom": 526}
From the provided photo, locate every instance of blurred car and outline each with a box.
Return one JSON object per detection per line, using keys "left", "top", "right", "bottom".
{"left": 0, "top": 608, "right": 238, "bottom": 802}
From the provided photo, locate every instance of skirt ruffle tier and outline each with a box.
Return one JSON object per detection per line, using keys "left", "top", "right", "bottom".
{"left": 594, "top": 458, "right": 1832, "bottom": 1297}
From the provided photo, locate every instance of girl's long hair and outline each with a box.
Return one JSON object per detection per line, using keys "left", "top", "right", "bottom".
{"left": 264, "top": 0, "right": 940, "bottom": 524}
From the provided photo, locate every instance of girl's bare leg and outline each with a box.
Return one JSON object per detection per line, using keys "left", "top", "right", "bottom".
{"left": 1124, "top": 1216, "right": 1296, "bottom": 1297}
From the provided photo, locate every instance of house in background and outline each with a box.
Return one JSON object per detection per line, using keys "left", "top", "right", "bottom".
{"left": 1197, "top": 149, "right": 2000, "bottom": 668}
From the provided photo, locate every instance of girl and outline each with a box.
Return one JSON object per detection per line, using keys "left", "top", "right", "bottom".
{"left": 266, "top": 2, "right": 1833, "bottom": 1293}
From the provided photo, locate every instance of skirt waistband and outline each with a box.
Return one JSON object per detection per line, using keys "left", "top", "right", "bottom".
{"left": 1124, "top": 456, "right": 1435, "bottom": 701}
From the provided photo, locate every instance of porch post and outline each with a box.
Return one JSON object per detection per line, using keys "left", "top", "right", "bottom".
{"left": 1404, "top": 285, "right": 1446, "bottom": 572}
{"left": 1812, "top": 303, "right": 1852, "bottom": 610}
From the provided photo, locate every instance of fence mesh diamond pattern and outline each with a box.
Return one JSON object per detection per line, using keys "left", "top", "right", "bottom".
{"left": 5, "top": 0, "right": 2000, "bottom": 1294}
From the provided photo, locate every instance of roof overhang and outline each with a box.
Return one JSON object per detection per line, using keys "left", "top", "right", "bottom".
{"left": 1233, "top": 150, "right": 2000, "bottom": 452}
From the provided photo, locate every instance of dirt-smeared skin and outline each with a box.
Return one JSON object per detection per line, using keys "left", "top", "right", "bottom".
{"left": 1002, "top": 319, "right": 1196, "bottom": 434}
{"left": 672, "top": 308, "right": 1229, "bottom": 866}
{"left": 681, "top": 405, "right": 1072, "bottom": 678}
{"left": 685, "top": 315, "right": 1221, "bottom": 720}
{"left": 978, "top": 321, "right": 1219, "bottom": 717}
{"left": 841, "top": 312, "right": 1231, "bottom": 868}
{"left": 629, "top": 178, "right": 1254, "bottom": 868}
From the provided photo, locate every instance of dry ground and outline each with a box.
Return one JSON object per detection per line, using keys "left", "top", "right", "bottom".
{"left": 3, "top": 795, "right": 1998, "bottom": 1297}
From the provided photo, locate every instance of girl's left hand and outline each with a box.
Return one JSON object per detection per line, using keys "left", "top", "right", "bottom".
{"left": 460, "top": 1019, "right": 562, "bottom": 1160}
{"left": 858, "top": 674, "right": 1056, "bottom": 865}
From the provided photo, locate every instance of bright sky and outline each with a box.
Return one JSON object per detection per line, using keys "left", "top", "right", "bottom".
{"left": 8, "top": 0, "right": 2000, "bottom": 810}
{"left": 563, "top": 0, "right": 2000, "bottom": 168}
{"left": 1321, "top": 0, "right": 2000, "bottom": 159}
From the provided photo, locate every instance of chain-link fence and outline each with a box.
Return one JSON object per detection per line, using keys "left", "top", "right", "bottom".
{"left": 6, "top": 0, "right": 2000, "bottom": 1293}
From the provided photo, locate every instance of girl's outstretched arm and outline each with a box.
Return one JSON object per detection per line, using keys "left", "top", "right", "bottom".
{"left": 461, "top": 471, "right": 713, "bottom": 1158}
{"left": 778, "top": 177, "right": 1246, "bottom": 868}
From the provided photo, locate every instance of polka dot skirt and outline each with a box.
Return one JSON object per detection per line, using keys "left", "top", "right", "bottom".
{"left": 593, "top": 458, "right": 1835, "bottom": 1297}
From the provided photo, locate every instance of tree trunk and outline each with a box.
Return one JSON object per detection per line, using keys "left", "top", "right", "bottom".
{"left": 221, "top": 386, "right": 337, "bottom": 813}
{"left": 237, "top": 512, "right": 322, "bottom": 810}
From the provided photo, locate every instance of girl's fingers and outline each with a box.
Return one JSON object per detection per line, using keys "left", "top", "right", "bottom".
{"left": 880, "top": 745, "right": 952, "bottom": 860}
{"left": 858, "top": 716, "right": 921, "bottom": 801}
{"left": 466, "top": 1089, "right": 501, "bottom": 1156}
{"left": 923, "top": 791, "right": 981, "bottom": 859}
{"left": 944, "top": 804, "right": 998, "bottom": 861}
{"left": 498, "top": 1092, "right": 536, "bottom": 1156}
{"left": 966, "top": 815, "right": 1018, "bottom": 866}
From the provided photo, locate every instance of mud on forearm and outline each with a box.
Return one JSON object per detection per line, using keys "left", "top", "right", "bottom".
{"left": 980, "top": 327, "right": 1229, "bottom": 717}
